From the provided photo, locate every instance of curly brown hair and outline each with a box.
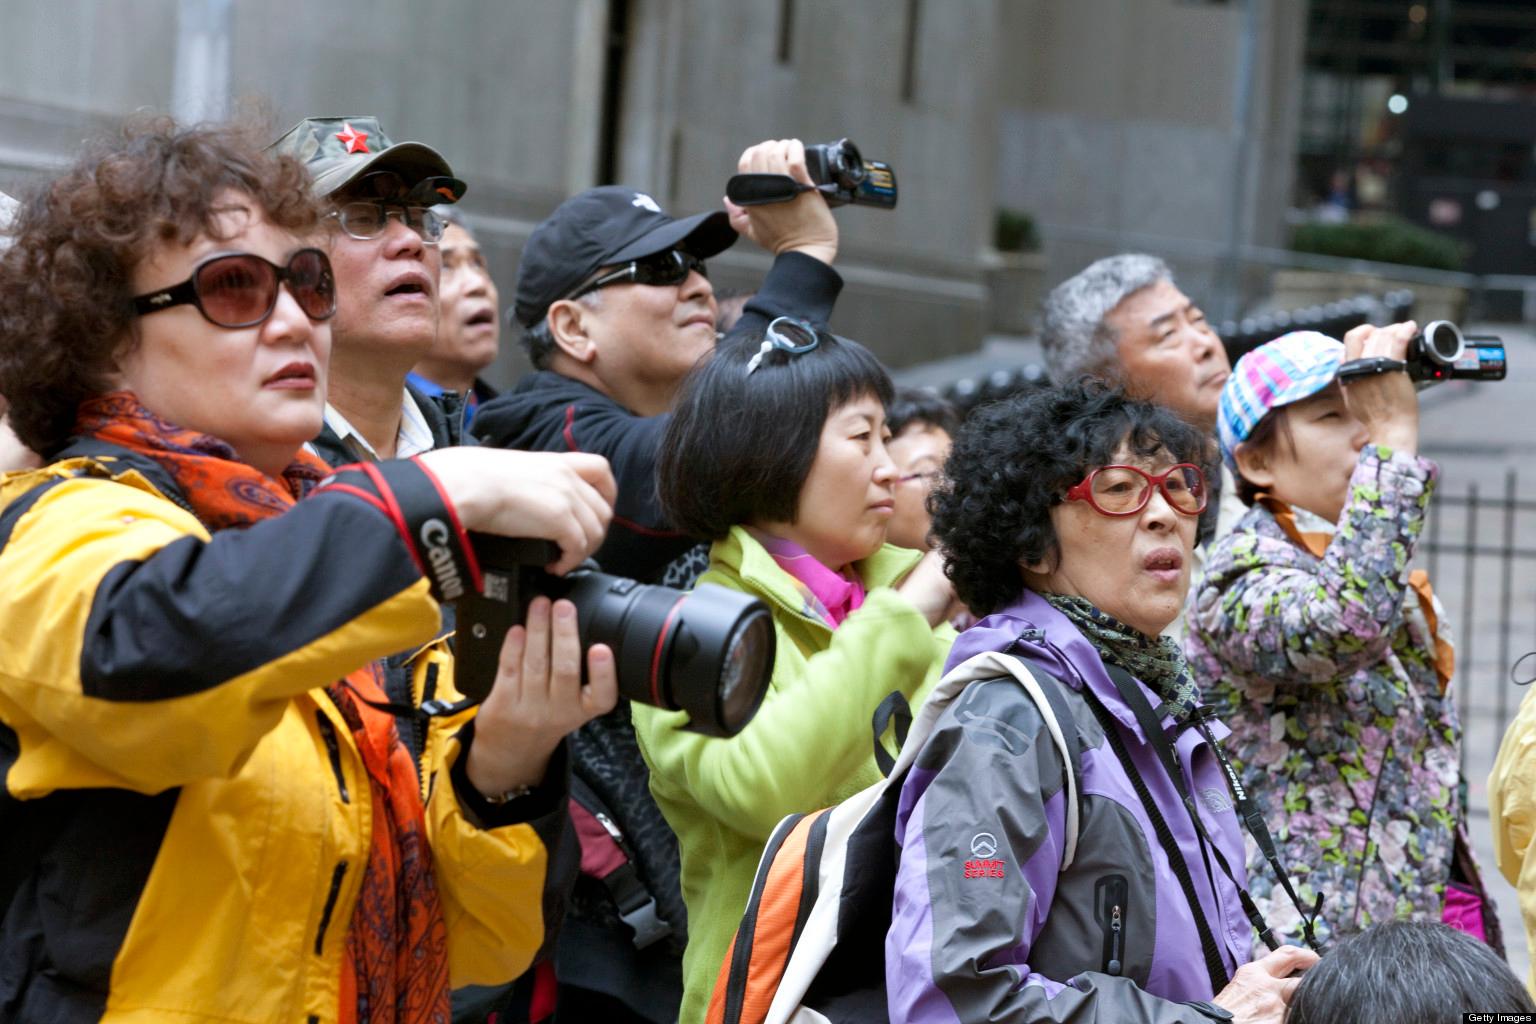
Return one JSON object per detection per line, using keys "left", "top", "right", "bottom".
{"left": 0, "top": 118, "right": 323, "bottom": 456}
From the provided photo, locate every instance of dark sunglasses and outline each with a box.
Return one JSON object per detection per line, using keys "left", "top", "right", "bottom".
{"left": 1064, "top": 463, "right": 1209, "bottom": 518}
{"left": 131, "top": 248, "right": 337, "bottom": 329}
{"left": 565, "top": 248, "right": 707, "bottom": 302}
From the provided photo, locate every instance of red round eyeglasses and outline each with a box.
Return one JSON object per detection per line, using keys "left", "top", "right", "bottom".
{"left": 1064, "top": 463, "right": 1208, "bottom": 518}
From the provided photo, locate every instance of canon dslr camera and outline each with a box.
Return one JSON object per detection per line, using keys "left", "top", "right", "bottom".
{"left": 453, "top": 536, "right": 775, "bottom": 737}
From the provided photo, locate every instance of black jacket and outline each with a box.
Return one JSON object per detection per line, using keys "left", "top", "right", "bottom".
{"left": 473, "top": 250, "right": 842, "bottom": 583}
{"left": 309, "top": 381, "right": 475, "bottom": 468}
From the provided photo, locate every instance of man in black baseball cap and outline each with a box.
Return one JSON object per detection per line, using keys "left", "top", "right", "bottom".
{"left": 471, "top": 140, "right": 841, "bottom": 1024}
{"left": 269, "top": 116, "right": 474, "bottom": 466}
{"left": 475, "top": 138, "right": 842, "bottom": 587}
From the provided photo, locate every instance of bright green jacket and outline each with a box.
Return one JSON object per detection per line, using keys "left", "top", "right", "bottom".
{"left": 633, "top": 526, "right": 955, "bottom": 1022}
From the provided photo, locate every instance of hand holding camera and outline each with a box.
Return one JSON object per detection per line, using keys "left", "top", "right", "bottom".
{"left": 465, "top": 595, "right": 620, "bottom": 800}
{"left": 1339, "top": 321, "right": 1420, "bottom": 455}
{"left": 725, "top": 138, "right": 840, "bottom": 266}
{"left": 414, "top": 447, "right": 616, "bottom": 575}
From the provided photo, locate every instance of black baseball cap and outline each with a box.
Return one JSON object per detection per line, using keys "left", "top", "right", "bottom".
{"left": 514, "top": 186, "right": 737, "bottom": 328}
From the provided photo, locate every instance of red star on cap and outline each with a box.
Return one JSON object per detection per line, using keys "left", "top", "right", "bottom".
{"left": 335, "top": 122, "right": 370, "bottom": 155}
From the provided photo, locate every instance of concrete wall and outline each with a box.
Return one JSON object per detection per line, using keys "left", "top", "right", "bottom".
{"left": 0, "top": 0, "right": 1306, "bottom": 384}
{"left": 611, "top": 0, "right": 999, "bottom": 372}
{"left": 994, "top": 0, "right": 1308, "bottom": 314}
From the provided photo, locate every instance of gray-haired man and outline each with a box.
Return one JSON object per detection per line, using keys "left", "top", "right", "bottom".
{"left": 1040, "top": 253, "right": 1246, "bottom": 636}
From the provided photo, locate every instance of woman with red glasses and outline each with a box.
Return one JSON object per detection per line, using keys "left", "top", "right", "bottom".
{"left": 887, "top": 381, "right": 1318, "bottom": 1024}
{"left": 0, "top": 121, "right": 620, "bottom": 1024}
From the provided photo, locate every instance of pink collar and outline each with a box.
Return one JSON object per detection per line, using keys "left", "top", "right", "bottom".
{"left": 749, "top": 529, "right": 866, "bottom": 628}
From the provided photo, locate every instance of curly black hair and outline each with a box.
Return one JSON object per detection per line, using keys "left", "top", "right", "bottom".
{"left": 930, "top": 379, "right": 1210, "bottom": 616}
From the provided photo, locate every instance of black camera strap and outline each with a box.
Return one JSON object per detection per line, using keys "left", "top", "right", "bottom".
{"left": 1336, "top": 356, "right": 1407, "bottom": 384}
{"left": 316, "top": 457, "right": 482, "bottom": 605}
{"left": 1099, "top": 665, "right": 1325, "bottom": 954}
{"left": 1077, "top": 684, "right": 1232, "bottom": 992}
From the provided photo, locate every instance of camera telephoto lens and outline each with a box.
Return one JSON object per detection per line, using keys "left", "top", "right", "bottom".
{"left": 453, "top": 536, "right": 776, "bottom": 737}
{"left": 555, "top": 573, "right": 774, "bottom": 737}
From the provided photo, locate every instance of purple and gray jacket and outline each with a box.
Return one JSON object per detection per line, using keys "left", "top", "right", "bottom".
{"left": 886, "top": 590, "right": 1252, "bottom": 1023}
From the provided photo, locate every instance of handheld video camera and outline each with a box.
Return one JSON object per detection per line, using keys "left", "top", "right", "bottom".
{"left": 1337, "top": 320, "right": 1506, "bottom": 389}
{"left": 453, "top": 536, "right": 775, "bottom": 737}
{"left": 725, "top": 138, "right": 897, "bottom": 210}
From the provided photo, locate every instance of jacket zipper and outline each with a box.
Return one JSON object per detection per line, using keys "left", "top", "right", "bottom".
{"left": 316, "top": 712, "right": 350, "bottom": 804}
{"left": 1022, "top": 628, "right": 1231, "bottom": 990}
{"left": 313, "top": 860, "right": 348, "bottom": 955}
{"left": 1096, "top": 874, "right": 1129, "bottom": 976}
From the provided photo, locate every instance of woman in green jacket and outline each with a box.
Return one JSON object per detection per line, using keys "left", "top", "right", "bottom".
{"left": 637, "top": 319, "right": 956, "bottom": 1020}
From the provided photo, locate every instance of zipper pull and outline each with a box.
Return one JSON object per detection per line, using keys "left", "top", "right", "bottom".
{"left": 1108, "top": 904, "right": 1123, "bottom": 975}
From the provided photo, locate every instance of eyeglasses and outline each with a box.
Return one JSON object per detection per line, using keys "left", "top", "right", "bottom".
{"left": 130, "top": 248, "right": 337, "bottom": 328}
{"left": 1064, "top": 463, "right": 1208, "bottom": 518}
{"left": 745, "top": 316, "right": 825, "bottom": 375}
{"left": 565, "top": 248, "right": 707, "bottom": 302}
{"left": 329, "top": 201, "right": 446, "bottom": 244}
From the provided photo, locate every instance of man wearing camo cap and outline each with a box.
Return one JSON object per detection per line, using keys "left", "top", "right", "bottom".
{"left": 269, "top": 116, "right": 474, "bottom": 466}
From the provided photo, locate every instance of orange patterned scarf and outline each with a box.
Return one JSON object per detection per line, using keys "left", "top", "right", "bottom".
{"left": 74, "top": 391, "right": 451, "bottom": 1023}
{"left": 1258, "top": 493, "right": 1454, "bottom": 693}
{"left": 74, "top": 390, "right": 331, "bottom": 525}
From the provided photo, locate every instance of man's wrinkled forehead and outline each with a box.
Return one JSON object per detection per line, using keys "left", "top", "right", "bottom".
{"left": 1136, "top": 281, "right": 1196, "bottom": 331}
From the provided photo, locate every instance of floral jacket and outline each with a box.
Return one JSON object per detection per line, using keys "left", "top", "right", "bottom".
{"left": 1186, "top": 446, "right": 1492, "bottom": 945}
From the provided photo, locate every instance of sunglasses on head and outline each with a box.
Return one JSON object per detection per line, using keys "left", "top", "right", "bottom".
{"left": 565, "top": 248, "right": 707, "bottom": 302}
{"left": 131, "top": 248, "right": 337, "bottom": 329}
{"left": 745, "top": 316, "right": 825, "bottom": 375}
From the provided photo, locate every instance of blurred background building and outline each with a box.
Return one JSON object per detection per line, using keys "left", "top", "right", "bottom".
{"left": 0, "top": 0, "right": 1531, "bottom": 376}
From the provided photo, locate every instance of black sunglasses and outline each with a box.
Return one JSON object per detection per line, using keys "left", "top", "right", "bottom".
{"left": 565, "top": 249, "right": 707, "bottom": 302}
{"left": 131, "top": 248, "right": 337, "bottom": 329}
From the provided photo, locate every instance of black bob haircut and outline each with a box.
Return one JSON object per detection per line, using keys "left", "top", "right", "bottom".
{"left": 1286, "top": 920, "right": 1533, "bottom": 1024}
{"left": 658, "top": 325, "right": 895, "bottom": 541}
{"left": 930, "top": 379, "right": 1209, "bottom": 616}
{"left": 887, "top": 386, "right": 960, "bottom": 439}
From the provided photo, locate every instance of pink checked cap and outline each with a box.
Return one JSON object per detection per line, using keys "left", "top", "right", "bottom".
{"left": 1217, "top": 330, "right": 1344, "bottom": 468}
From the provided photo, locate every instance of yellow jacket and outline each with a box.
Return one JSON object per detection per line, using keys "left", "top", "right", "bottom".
{"left": 1490, "top": 683, "right": 1536, "bottom": 997}
{"left": 0, "top": 454, "right": 564, "bottom": 1023}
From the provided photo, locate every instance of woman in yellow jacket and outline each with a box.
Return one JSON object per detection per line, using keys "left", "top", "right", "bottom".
{"left": 0, "top": 121, "right": 618, "bottom": 1024}
{"left": 1490, "top": 682, "right": 1536, "bottom": 997}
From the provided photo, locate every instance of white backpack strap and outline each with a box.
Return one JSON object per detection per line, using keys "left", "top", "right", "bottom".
{"left": 915, "top": 650, "right": 1081, "bottom": 870}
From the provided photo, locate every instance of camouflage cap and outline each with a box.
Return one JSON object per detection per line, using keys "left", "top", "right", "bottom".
{"left": 268, "top": 116, "right": 466, "bottom": 205}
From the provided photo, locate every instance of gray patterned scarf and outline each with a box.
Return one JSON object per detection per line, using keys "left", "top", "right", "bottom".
{"left": 1044, "top": 594, "right": 1202, "bottom": 724}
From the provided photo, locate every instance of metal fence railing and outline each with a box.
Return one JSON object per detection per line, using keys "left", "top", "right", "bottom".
{"left": 1421, "top": 471, "right": 1536, "bottom": 790}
